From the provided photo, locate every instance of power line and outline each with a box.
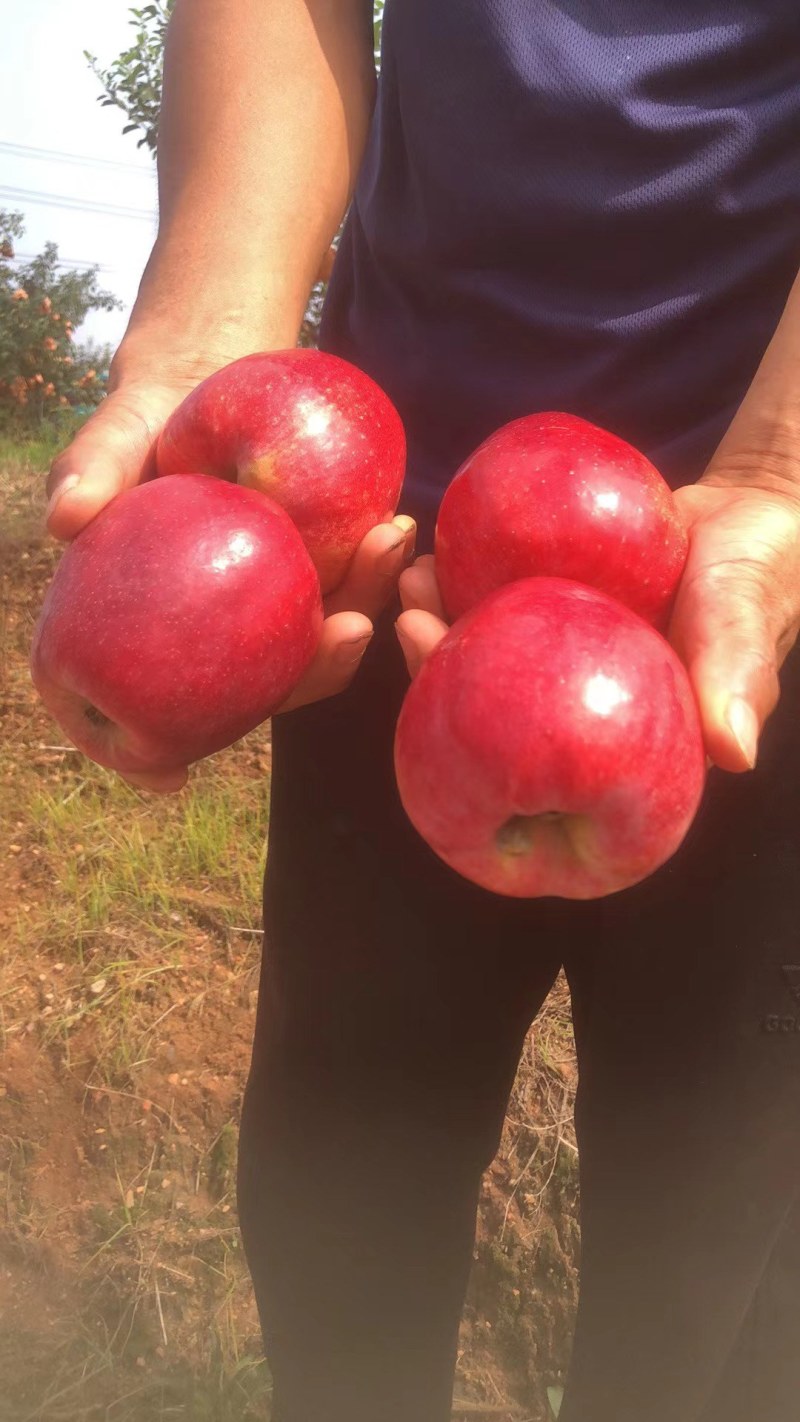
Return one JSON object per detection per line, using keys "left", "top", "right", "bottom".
{"left": 12, "top": 251, "right": 114, "bottom": 274}
{"left": 0, "top": 185, "right": 155, "bottom": 223}
{"left": 0, "top": 140, "right": 153, "bottom": 176}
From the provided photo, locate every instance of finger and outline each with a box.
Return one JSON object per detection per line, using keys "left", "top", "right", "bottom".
{"left": 325, "top": 516, "right": 416, "bottom": 618}
{"left": 395, "top": 607, "right": 449, "bottom": 680}
{"left": 122, "top": 765, "right": 189, "bottom": 794}
{"left": 277, "top": 610, "right": 374, "bottom": 712}
{"left": 45, "top": 385, "right": 173, "bottom": 540}
{"left": 670, "top": 561, "right": 783, "bottom": 773}
{"left": 399, "top": 554, "right": 446, "bottom": 619}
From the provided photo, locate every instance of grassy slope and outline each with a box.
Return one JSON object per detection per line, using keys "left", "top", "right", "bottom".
{"left": 0, "top": 436, "right": 579, "bottom": 1422}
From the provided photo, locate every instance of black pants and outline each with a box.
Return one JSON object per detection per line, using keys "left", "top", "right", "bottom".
{"left": 238, "top": 617, "right": 800, "bottom": 1422}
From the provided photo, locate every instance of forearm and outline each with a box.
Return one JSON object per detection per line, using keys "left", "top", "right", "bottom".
{"left": 706, "top": 266, "right": 800, "bottom": 494}
{"left": 118, "top": 0, "right": 375, "bottom": 375}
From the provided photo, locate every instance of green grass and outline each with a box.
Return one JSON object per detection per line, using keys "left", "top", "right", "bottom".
{"left": 25, "top": 761, "right": 267, "bottom": 948}
{"left": 10, "top": 748, "right": 270, "bottom": 1079}
{"left": 0, "top": 413, "right": 87, "bottom": 475}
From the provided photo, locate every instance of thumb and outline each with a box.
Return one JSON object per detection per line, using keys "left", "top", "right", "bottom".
{"left": 670, "top": 561, "right": 780, "bottom": 772}
{"left": 46, "top": 383, "right": 181, "bottom": 540}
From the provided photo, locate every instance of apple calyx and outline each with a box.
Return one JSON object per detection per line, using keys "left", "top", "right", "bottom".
{"left": 83, "top": 703, "right": 111, "bottom": 729}
{"left": 495, "top": 812, "right": 566, "bottom": 856}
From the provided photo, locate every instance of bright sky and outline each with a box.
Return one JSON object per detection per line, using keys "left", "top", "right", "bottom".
{"left": 0, "top": 0, "right": 159, "bottom": 351}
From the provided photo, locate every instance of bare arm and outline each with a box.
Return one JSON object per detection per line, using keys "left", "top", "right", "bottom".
{"left": 48, "top": 0, "right": 377, "bottom": 534}
{"left": 121, "top": 0, "right": 376, "bottom": 372}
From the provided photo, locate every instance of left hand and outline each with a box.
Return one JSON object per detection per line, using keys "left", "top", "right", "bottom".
{"left": 396, "top": 475, "right": 800, "bottom": 776}
{"left": 669, "top": 474, "right": 800, "bottom": 771}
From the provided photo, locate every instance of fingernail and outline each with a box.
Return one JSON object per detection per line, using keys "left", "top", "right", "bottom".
{"left": 377, "top": 537, "right": 406, "bottom": 573}
{"left": 46, "top": 474, "right": 80, "bottom": 521}
{"left": 726, "top": 696, "right": 759, "bottom": 769}
{"left": 335, "top": 631, "right": 373, "bottom": 667}
{"left": 391, "top": 516, "right": 417, "bottom": 563}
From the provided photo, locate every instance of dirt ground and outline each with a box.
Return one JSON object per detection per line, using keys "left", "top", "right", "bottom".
{"left": 0, "top": 440, "right": 579, "bottom": 1421}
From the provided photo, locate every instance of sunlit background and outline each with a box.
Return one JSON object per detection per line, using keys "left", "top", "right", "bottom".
{"left": 0, "top": 0, "right": 158, "bottom": 348}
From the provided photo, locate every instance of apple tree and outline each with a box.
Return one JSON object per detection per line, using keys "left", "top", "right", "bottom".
{"left": 86, "top": 2, "right": 174, "bottom": 155}
{"left": 0, "top": 211, "right": 119, "bottom": 431}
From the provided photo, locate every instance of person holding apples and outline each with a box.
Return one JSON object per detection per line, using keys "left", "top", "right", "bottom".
{"left": 44, "top": 1, "right": 800, "bottom": 1418}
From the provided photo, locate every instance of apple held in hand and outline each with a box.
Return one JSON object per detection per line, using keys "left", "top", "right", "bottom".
{"left": 394, "top": 578, "right": 705, "bottom": 900}
{"left": 157, "top": 349, "right": 406, "bottom": 593}
{"left": 435, "top": 413, "right": 687, "bottom": 626}
{"left": 31, "top": 476, "right": 323, "bottom": 778}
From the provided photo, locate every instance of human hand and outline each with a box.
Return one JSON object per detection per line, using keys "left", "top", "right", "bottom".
{"left": 45, "top": 353, "right": 218, "bottom": 540}
{"left": 394, "top": 473, "right": 800, "bottom": 778}
{"left": 670, "top": 474, "right": 800, "bottom": 772}
{"left": 44, "top": 363, "right": 415, "bottom": 793}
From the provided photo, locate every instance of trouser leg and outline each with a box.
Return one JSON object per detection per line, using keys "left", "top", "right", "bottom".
{"left": 699, "top": 1193, "right": 800, "bottom": 1422}
{"left": 559, "top": 655, "right": 800, "bottom": 1422}
{"left": 238, "top": 624, "right": 562, "bottom": 1421}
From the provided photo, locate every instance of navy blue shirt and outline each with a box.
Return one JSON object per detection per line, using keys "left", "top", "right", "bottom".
{"left": 321, "top": 1, "right": 800, "bottom": 530}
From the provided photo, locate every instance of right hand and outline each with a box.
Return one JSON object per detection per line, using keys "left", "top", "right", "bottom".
{"left": 45, "top": 362, "right": 416, "bottom": 793}
{"left": 46, "top": 367, "right": 204, "bottom": 541}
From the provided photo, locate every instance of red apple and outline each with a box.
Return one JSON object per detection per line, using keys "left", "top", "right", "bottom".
{"left": 31, "top": 475, "right": 323, "bottom": 777}
{"left": 435, "top": 413, "right": 687, "bottom": 626}
{"left": 156, "top": 349, "right": 406, "bottom": 593}
{"left": 394, "top": 578, "right": 705, "bottom": 899}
